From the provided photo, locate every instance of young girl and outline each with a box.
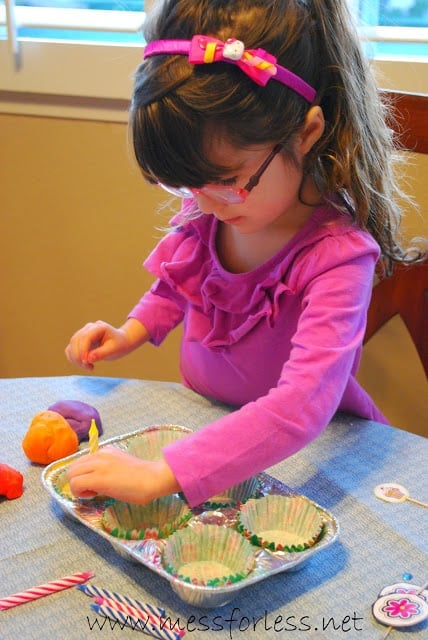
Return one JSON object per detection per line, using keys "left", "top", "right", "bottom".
{"left": 66, "top": 0, "right": 420, "bottom": 507}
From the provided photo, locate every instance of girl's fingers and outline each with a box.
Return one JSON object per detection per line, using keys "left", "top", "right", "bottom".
{"left": 65, "top": 322, "right": 107, "bottom": 367}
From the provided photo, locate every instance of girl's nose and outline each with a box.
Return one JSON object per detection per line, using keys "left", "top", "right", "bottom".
{"left": 194, "top": 193, "right": 224, "bottom": 216}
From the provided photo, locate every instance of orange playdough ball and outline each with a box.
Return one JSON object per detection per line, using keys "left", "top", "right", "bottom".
{"left": 22, "top": 410, "right": 79, "bottom": 464}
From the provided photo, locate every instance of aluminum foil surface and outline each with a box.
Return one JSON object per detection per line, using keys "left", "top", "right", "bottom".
{"left": 42, "top": 426, "right": 339, "bottom": 608}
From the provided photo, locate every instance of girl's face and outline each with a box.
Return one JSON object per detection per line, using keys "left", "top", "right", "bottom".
{"left": 192, "top": 107, "right": 325, "bottom": 235}
{"left": 193, "top": 138, "right": 311, "bottom": 235}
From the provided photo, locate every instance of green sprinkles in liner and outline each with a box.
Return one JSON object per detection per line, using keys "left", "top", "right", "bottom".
{"left": 109, "top": 526, "right": 166, "bottom": 540}
{"left": 237, "top": 522, "right": 325, "bottom": 552}
{"left": 202, "top": 477, "right": 261, "bottom": 509}
{"left": 162, "top": 524, "right": 255, "bottom": 587}
{"left": 165, "top": 564, "right": 250, "bottom": 587}
{"left": 202, "top": 492, "right": 259, "bottom": 510}
{"left": 101, "top": 495, "right": 192, "bottom": 541}
{"left": 104, "top": 515, "right": 191, "bottom": 540}
{"left": 237, "top": 495, "right": 325, "bottom": 552}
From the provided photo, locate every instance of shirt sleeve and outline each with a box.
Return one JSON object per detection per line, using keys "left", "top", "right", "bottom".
{"left": 128, "top": 283, "right": 185, "bottom": 346}
{"left": 162, "top": 240, "right": 379, "bottom": 506}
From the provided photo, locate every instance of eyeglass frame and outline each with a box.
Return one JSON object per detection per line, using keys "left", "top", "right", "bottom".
{"left": 157, "top": 143, "right": 283, "bottom": 205}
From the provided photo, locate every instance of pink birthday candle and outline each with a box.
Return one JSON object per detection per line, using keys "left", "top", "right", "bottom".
{"left": 0, "top": 571, "right": 94, "bottom": 610}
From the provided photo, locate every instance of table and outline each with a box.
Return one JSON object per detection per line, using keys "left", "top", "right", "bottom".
{"left": 1, "top": 375, "right": 427, "bottom": 640}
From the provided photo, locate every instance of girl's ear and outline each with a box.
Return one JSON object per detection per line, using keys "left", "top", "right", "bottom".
{"left": 298, "top": 106, "right": 325, "bottom": 155}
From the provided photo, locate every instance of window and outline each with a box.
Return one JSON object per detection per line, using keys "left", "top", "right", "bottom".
{"left": 351, "top": 0, "right": 428, "bottom": 94}
{"left": 354, "top": 0, "right": 428, "bottom": 57}
{"left": 0, "top": 0, "right": 427, "bottom": 122}
{"left": 0, "top": 0, "right": 149, "bottom": 118}
{"left": 3, "top": 1, "right": 427, "bottom": 48}
{"left": 11, "top": 1, "right": 145, "bottom": 43}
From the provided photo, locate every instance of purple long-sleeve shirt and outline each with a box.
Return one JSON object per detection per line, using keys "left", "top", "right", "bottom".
{"left": 129, "top": 202, "right": 387, "bottom": 506}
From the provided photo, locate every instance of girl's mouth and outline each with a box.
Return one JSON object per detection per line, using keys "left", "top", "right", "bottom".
{"left": 222, "top": 216, "right": 243, "bottom": 225}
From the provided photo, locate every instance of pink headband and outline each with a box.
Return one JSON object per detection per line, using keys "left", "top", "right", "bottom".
{"left": 144, "top": 35, "right": 316, "bottom": 103}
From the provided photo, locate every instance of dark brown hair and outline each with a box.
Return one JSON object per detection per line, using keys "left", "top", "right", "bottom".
{"left": 130, "top": 0, "right": 424, "bottom": 269}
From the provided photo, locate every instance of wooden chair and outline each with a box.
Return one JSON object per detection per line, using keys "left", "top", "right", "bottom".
{"left": 365, "top": 260, "right": 428, "bottom": 377}
{"left": 381, "top": 89, "right": 428, "bottom": 154}
{"left": 364, "top": 90, "right": 428, "bottom": 379}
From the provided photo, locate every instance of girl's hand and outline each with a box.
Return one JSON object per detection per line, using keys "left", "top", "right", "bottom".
{"left": 66, "top": 446, "right": 180, "bottom": 504}
{"left": 65, "top": 319, "right": 149, "bottom": 370}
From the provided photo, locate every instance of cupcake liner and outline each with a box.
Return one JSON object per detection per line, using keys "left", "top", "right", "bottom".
{"left": 237, "top": 495, "right": 324, "bottom": 552}
{"left": 54, "top": 467, "right": 110, "bottom": 505}
{"left": 54, "top": 468, "right": 73, "bottom": 501}
{"left": 204, "top": 476, "right": 260, "bottom": 507}
{"left": 163, "top": 524, "right": 255, "bottom": 587}
{"left": 125, "top": 426, "right": 192, "bottom": 461}
{"left": 101, "top": 495, "right": 191, "bottom": 541}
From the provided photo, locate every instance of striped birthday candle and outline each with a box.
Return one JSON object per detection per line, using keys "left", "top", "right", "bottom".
{"left": 76, "top": 583, "right": 165, "bottom": 618}
{"left": 0, "top": 572, "right": 94, "bottom": 610}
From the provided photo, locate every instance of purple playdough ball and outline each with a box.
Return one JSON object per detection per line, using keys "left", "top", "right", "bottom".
{"left": 47, "top": 400, "right": 103, "bottom": 442}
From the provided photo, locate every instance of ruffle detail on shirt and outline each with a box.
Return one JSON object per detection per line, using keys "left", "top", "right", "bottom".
{"left": 144, "top": 215, "right": 295, "bottom": 349}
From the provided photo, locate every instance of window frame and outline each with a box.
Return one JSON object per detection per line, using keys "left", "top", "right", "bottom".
{"left": 0, "top": 1, "right": 427, "bottom": 123}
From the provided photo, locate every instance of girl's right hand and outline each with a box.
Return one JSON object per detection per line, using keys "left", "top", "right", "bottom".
{"left": 66, "top": 445, "right": 180, "bottom": 504}
{"left": 65, "top": 319, "right": 149, "bottom": 370}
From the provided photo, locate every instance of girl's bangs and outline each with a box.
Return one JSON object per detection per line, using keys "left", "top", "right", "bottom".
{"left": 131, "top": 99, "right": 230, "bottom": 189}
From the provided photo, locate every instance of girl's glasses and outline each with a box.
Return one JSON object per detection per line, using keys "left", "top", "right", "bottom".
{"left": 158, "top": 144, "right": 283, "bottom": 205}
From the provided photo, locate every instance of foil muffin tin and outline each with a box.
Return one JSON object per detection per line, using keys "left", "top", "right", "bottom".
{"left": 42, "top": 425, "right": 339, "bottom": 608}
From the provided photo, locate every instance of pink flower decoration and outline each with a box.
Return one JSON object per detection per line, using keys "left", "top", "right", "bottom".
{"left": 383, "top": 597, "right": 421, "bottom": 619}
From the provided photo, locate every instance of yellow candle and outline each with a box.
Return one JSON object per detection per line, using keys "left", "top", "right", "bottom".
{"left": 88, "top": 419, "right": 99, "bottom": 454}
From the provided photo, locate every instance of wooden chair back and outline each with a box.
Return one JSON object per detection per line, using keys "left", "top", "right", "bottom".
{"left": 364, "top": 90, "right": 428, "bottom": 378}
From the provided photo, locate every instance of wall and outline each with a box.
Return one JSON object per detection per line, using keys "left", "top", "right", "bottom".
{"left": 1, "top": 113, "right": 426, "bottom": 435}
{"left": 1, "top": 113, "right": 181, "bottom": 382}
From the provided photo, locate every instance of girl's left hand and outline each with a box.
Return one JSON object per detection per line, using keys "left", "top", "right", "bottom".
{"left": 66, "top": 446, "right": 180, "bottom": 504}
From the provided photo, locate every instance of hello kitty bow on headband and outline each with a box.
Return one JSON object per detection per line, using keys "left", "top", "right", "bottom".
{"left": 143, "top": 35, "right": 316, "bottom": 103}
